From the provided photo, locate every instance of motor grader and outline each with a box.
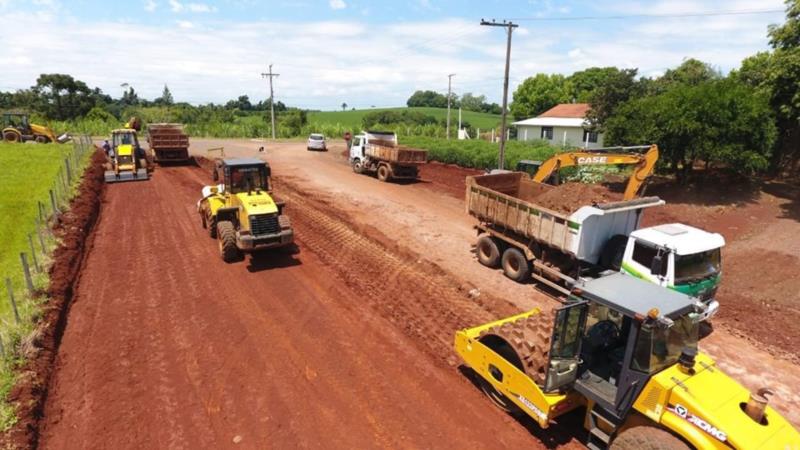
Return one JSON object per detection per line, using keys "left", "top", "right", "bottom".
{"left": 455, "top": 273, "right": 800, "bottom": 449}
{"left": 197, "top": 158, "right": 294, "bottom": 262}
{"left": 104, "top": 129, "right": 149, "bottom": 183}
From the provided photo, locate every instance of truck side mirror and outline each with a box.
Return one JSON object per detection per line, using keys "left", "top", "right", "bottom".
{"left": 650, "top": 254, "right": 664, "bottom": 276}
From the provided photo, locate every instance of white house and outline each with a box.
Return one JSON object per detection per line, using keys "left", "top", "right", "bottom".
{"left": 512, "top": 103, "right": 604, "bottom": 149}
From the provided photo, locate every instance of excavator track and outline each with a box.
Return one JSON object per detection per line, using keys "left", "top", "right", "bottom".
{"left": 479, "top": 309, "right": 555, "bottom": 385}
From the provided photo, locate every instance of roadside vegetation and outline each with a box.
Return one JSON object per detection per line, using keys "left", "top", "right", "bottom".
{"left": 0, "top": 141, "right": 93, "bottom": 431}
{"left": 403, "top": 136, "right": 556, "bottom": 169}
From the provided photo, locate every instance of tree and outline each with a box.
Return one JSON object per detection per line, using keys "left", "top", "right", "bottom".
{"left": 157, "top": 84, "right": 174, "bottom": 106}
{"left": 406, "top": 90, "right": 448, "bottom": 108}
{"left": 341, "top": 102, "right": 347, "bottom": 111}
{"left": 509, "top": 74, "right": 570, "bottom": 119}
{"left": 586, "top": 68, "right": 641, "bottom": 129}
{"left": 460, "top": 92, "right": 486, "bottom": 112}
{"left": 33, "top": 73, "right": 96, "bottom": 120}
{"left": 605, "top": 77, "right": 776, "bottom": 181}
{"left": 658, "top": 58, "right": 720, "bottom": 87}
{"left": 566, "top": 67, "right": 621, "bottom": 102}
{"left": 121, "top": 86, "right": 140, "bottom": 107}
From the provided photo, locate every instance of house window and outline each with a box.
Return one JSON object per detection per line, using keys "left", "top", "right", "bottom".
{"left": 541, "top": 126, "right": 554, "bottom": 140}
{"left": 583, "top": 130, "right": 598, "bottom": 143}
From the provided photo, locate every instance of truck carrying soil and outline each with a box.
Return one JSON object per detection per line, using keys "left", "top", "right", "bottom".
{"left": 147, "top": 123, "right": 190, "bottom": 164}
{"left": 350, "top": 131, "right": 427, "bottom": 182}
{"left": 467, "top": 171, "right": 725, "bottom": 319}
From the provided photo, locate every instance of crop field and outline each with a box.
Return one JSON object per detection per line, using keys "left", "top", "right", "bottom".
{"left": 402, "top": 136, "right": 557, "bottom": 169}
{"left": 308, "top": 107, "right": 502, "bottom": 130}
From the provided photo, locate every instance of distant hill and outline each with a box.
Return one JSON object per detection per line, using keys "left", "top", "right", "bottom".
{"left": 307, "top": 107, "right": 502, "bottom": 131}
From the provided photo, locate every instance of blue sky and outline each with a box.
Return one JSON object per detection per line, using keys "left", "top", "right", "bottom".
{"left": 0, "top": 0, "right": 788, "bottom": 110}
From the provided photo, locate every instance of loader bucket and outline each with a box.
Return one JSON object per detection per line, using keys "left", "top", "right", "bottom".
{"left": 104, "top": 169, "right": 149, "bottom": 183}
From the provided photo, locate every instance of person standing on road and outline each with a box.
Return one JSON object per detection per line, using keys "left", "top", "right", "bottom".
{"left": 102, "top": 140, "right": 111, "bottom": 156}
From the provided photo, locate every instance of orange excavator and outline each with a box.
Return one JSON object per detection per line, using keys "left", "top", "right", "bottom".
{"left": 517, "top": 144, "right": 659, "bottom": 200}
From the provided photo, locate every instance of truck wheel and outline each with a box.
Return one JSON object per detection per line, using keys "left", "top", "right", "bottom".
{"left": 3, "top": 130, "right": 20, "bottom": 143}
{"left": 501, "top": 248, "right": 530, "bottom": 282}
{"left": 611, "top": 426, "right": 689, "bottom": 450}
{"left": 352, "top": 158, "right": 364, "bottom": 174}
{"left": 217, "top": 221, "right": 240, "bottom": 263}
{"left": 377, "top": 165, "right": 391, "bottom": 182}
{"left": 476, "top": 235, "right": 502, "bottom": 268}
{"left": 600, "top": 234, "right": 628, "bottom": 271}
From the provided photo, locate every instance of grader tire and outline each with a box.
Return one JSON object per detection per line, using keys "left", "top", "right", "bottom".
{"left": 611, "top": 426, "right": 689, "bottom": 450}
{"left": 478, "top": 309, "right": 555, "bottom": 386}
{"left": 217, "top": 221, "right": 240, "bottom": 263}
{"left": 476, "top": 235, "right": 502, "bottom": 268}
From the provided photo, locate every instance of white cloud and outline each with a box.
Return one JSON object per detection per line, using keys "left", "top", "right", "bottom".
{"left": 329, "top": 0, "right": 346, "bottom": 10}
{"left": 169, "top": 0, "right": 183, "bottom": 12}
{"left": 144, "top": 0, "right": 157, "bottom": 12}
{"left": 176, "top": 19, "right": 193, "bottom": 28}
{"left": 169, "top": 0, "right": 216, "bottom": 13}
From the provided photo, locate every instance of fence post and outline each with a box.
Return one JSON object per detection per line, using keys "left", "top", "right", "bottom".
{"left": 50, "top": 189, "right": 58, "bottom": 216}
{"left": 28, "top": 234, "right": 41, "bottom": 273}
{"left": 0, "top": 333, "right": 5, "bottom": 359}
{"left": 36, "top": 219, "right": 47, "bottom": 252}
{"left": 20, "top": 253, "right": 34, "bottom": 294}
{"left": 5, "top": 278, "right": 20, "bottom": 324}
{"left": 65, "top": 157, "right": 73, "bottom": 184}
{"left": 38, "top": 200, "right": 45, "bottom": 223}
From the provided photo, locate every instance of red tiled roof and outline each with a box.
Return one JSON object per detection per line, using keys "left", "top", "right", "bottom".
{"left": 537, "top": 103, "right": 591, "bottom": 118}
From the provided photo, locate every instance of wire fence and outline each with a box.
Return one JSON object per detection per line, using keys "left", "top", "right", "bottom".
{"left": 0, "top": 135, "right": 94, "bottom": 362}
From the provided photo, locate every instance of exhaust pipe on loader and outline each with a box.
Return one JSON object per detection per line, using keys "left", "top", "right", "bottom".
{"left": 745, "top": 388, "right": 774, "bottom": 423}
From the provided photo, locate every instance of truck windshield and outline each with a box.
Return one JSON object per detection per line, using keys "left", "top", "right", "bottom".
{"left": 631, "top": 314, "right": 699, "bottom": 374}
{"left": 229, "top": 166, "right": 268, "bottom": 193}
{"left": 674, "top": 249, "right": 721, "bottom": 284}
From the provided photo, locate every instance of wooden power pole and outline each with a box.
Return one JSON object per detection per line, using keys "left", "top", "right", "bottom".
{"left": 261, "top": 64, "right": 280, "bottom": 140}
{"left": 480, "top": 19, "right": 517, "bottom": 170}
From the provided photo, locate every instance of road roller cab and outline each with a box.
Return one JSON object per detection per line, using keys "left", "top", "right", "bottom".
{"left": 197, "top": 158, "right": 294, "bottom": 262}
{"left": 455, "top": 273, "right": 800, "bottom": 449}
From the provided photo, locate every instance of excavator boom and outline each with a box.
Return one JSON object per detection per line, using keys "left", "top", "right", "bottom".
{"left": 531, "top": 144, "right": 659, "bottom": 200}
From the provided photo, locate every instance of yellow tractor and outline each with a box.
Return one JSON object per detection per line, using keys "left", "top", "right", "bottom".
{"left": 455, "top": 273, "right": 800, "bottom": 449}
{"left": 1, "top": 112, "right": 69, "bottom": 144}
{"left": 104, "top": 129, "right": 149, "bottom": 183}
{"left": 516, "top": 144, "right": 659, "bottom": 200}
{"left": 197, "top": 158, "right": 294, "bottom": 262}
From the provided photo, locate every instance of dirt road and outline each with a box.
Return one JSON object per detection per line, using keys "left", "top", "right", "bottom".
{"left": 188, "top": 139, "right": 800, "bottom": 427}
{"left": 39, "top": 162, "right": 569, "bottom": 449}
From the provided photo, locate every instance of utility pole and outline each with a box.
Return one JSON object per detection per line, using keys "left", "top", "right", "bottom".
{"left": 480, "top": 19, "right": 517, "bottom": 170}
{"left": 261, "top": 64, "right": 280, "bottom": 140}
{"left": 446, "top": 73, "right": 456, "bottom": 140}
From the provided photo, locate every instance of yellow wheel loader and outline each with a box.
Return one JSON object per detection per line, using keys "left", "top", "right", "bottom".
{"left": 455, "top": 273, "right": 800, "bottom": 449}
{"left": 197, "top": 158, "right": 294, "bottom": 263}
{"left": 104, "top": 129, "right": 149, "bottom": 183}
{"left": 1, "top": 112, "right": 70, "bottom": 144}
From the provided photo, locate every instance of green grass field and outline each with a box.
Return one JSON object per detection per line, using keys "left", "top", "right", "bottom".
{"left": 0, "top": 141, "right": 91, "bottom": 431}
{"left": 308, "top": 107, "right": 502, "bottom": 131}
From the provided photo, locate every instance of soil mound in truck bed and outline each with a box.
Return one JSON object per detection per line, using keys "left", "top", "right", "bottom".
{"left": 534, "top": 182, "right": 624, "bottom": 214}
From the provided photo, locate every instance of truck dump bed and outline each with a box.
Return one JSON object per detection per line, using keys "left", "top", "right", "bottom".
{"left": 365, "top": 144, "right": 428, "bottom": 164}
{"left": 147, "top": 123, "right": 190, "bottom": 162}
{"left": 466, "top": 172, "right": 663, "bottom": 264}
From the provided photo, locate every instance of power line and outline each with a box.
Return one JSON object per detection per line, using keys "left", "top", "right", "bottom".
{"left": 506, "top": 8, "right": 784, "bottom": 22}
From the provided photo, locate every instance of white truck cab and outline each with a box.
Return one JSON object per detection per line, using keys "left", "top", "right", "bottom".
{"left": 620, "top": 223, "right": 725, "bottom": 320}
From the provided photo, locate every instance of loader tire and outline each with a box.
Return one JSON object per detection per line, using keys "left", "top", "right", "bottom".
{"left": 501, "top": 247, "right": 530, "bottom": 282}
{"left": 35, "top": 135, "right": 50, "bottom": 144}
{"left": 217, "top": 221, "right": 240, "bottom": 263}
{"left": 3, "top": 131, "right": 20, "bottom": 143}
{"left": 476, "top": 235, "right": 502, "bottom": 268}
{"left": 377, "top": 164, "right": 391, "bottom": 182}
{"left": 478, "top": 309, "right": 554, "bottom": 387}
{"left": 611, "top": 426, "right": 689, "bottom": 450}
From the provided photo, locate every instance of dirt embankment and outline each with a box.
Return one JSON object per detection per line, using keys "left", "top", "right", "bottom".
{"left": 2, "top": 150, "right": 105, "bottom": 450}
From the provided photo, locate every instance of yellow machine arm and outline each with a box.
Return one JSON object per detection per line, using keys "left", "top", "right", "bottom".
{"left": 532, "top": 144, "right": 659, "bottom": 200}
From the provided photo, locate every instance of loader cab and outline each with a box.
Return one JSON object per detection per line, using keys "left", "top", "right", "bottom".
{"left": 546, "top": 273, "right": 700, "bottom": 418}
{"left": 2, "top": 113, "right": 31, "bottom": 133}
{"left": 219, "top": 158, "right": 271, "bottom": 194}
{"left": 111, "top": 130, "right": 141, "bottom": 166}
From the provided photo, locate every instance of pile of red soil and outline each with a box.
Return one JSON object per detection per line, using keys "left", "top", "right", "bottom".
{"left": 418, "top": 162, "right": 483, "bottom": 199}
{"left": 2, "top": 150, "right": 105, "bottom": 450}
{"left": 534, "top": 182, "right": 624, "bottom": 214}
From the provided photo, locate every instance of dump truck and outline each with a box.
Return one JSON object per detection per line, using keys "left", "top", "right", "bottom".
{"left": 147, "top": 123, "right": 190, "bottom": 164}
{"left": 197, "top": 158, "right": 293, "bottom": 262}
{"left": 349, "top": 130, "right": 427, "bottom": 182}
{"left": 455, "top": 273, "right": 800, "bottom": 449}
{"left": 104, "top": 129, "right": 149, "bottom": 183}
{"left": 1, "top": 112, "right": 69, "bottom": 143}
{"left": 467, "top": 172, "right": 724, "bottom": 320}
